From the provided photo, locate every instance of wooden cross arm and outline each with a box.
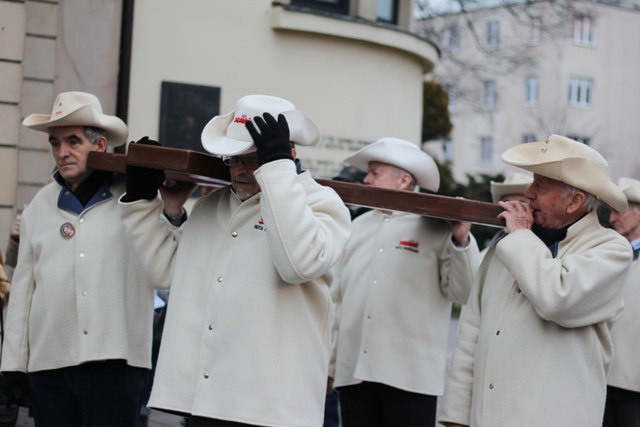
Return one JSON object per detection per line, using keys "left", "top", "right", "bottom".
{"left": 87, "top": 145, "right": 504, "bottom": 226}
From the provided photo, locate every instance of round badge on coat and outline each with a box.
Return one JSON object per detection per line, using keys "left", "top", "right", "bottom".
{"left": 60, "top": 222, "right": 76, "bottom": 239}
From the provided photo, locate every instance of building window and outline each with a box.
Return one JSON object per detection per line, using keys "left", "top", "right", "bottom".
{"left": 377, "top": 0, "right": 398, "bottom": 24}
{"left": 572, "top": 15, "right": 594, "bottom": 45}
{"left": 486, "top": 21, "right": 500, "bottom": 51}
{"left": 566, "top": 135, "right": 591, "bottom": 145}
{"left": 525, "top": 75, "right": 539, "bottom": 107}
{"left": 445, "top": 83, "right": 457, "bottom": 113}
{"left": 442, "top": 24, "right": 460, "bottom": 54}
{"left": 291, "top": 0, "right": 349, "bottom": 14}
{"left": 529, "top": 17, "right": 541, "bottom": 45}
{"left": 480, "top": 136, "right": 493, "bottom": 163}
{"left": 568, "top": 77, "right": 593, "bottom": 108}
{"left": 522, "top": 133, "right": 537, "bottom": 143}
{"left": 443, "top": 139, "right": 454, "bottom": 163}
{"left": 483, "top": 80, "right": 496, "bottom": 110}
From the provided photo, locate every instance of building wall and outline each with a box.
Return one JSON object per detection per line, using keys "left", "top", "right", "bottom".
{"left": 126, "top": 0, "right": 438, "bottom": 178}
{"left": 0, "top": 0, "right": 438, "bottom": 251}
{"left": 0, "top": 0, "right": 124, "bottom": 252}
{"left": 425, "top": 1, "right": 640, "bottom": 184}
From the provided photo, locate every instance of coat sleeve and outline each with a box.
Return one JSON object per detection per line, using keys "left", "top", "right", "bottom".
{"left": 254, "top": 160, "right": 352, "bottom": 284}
{"left": 438, "top": 233, "right": 480, "bottom": 305}
{"left": 1, "top": 210, "right": 35, "bottom": 373}
{"left": 438, "top": 250, "right": 490, "bottom": 426}
{"left": 119, "top": 196, "right": 181, "bottom": 290}
{"left": 496, "top": 228, "right": 631, "bottom": 328}
{"left": 328, "top": 259, "right": 344, "bottom": 378}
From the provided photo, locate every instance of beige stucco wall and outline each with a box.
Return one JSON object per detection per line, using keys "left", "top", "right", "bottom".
{"left": 127, "top": 0, "right": 438, "bottom": 178}
{"left": 0, "top": 0, "right": 123, "bottom": 252}
{"left": 1, "top": 0, "right": 437, "bottom": 252}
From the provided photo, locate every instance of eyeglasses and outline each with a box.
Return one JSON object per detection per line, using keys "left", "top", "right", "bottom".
{"left": 222, "top": 156, "right": 260, "bottom": 169}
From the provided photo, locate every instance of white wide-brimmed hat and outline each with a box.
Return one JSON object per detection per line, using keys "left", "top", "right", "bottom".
{"left": 618, "top": 177, "right": 640, "bottom": 204}
{"left": 22, "top": 91, "right": 128, "bottom": 147}
{"left": 502, "top": 134, "right": 627, "bottom": 212}
{"left": 490, "top": 173, "right": 533, "bottom": 203}
{"left": 201, "top": 94, "right": 320, "bottom": 156}
{"left": 344, "top": 137, "right": 440, "bottom": 192}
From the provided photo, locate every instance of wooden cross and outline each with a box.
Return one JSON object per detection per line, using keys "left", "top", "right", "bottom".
{"left": 87, "top": 144, "right": 504, "bottom": 226}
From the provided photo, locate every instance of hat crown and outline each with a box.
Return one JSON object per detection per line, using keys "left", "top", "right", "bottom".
{"left": 618, "top": 177, "right": 640, "bottom": 204}
{"left": 490, "top": 173, "right": 533, "bottom": 203}
{"left": 501, "top": 134, "right": 627, "bottom": 212}
{"left": 344, "top": 137, "right": 440, "bottom": 192}
{"left": 22, "top": 91, "right": 128, "bottom": 147}
{"left": 226, "top": 95, "right": 296, "bottom": 142}
{"left": 51, "top": 92, "right": 103, "bottom": 118}
{"left": 201, "top": 94, "right": 319, "bottom": 157}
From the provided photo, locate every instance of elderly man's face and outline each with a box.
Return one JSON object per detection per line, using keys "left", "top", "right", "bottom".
{"left": 609, "top": 204, "right": 640, "bottom": 241}
{"left": 228, "top": 153, "right": 261, "bottom": 201}
{"left": 49, "top": 126, "right": 107, "bottom": 191}
{"left": 524, "top": 174, "right": 584, "bottom": 229}
{"left": 364, "top": 161, "right": 413, "bottom": 191}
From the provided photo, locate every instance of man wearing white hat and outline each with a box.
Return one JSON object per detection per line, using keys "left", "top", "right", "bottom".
{"left": 439, "top": 135, "right": 633, "bottom": 427}
{"left": 118, "top": 94, "right": 351, "bottom": 427}
{"left": 603, "top": 177, "right": 640, "bottom": 427}
{"left": 0, "top": 91, "right": 156, "bottom": 427}
{"left": 329, "top": 137, "right": 480, "bottom": 426}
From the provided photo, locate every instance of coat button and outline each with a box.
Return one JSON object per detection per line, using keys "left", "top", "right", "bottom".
{"left": 231, "top": 231, "right": 238, "bottom": 237}
{"left": 489, "top": 383, "right": 494, "bottom": 389}
{"left": 496, "top": 330, "right": 500, "bottom": 335}
{"left": 208, "top": 324, "right": 213, "bottom": 330}
{"left": 204, "top": 373, "right": 209, "bottom": 379}
{"left": 217, "top": 276, "right": 223, "bottom": 282}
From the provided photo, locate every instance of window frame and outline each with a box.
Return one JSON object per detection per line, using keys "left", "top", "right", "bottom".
{"left": 442, "top": 24, "right": 460, "bottom": 54}
{"left": 524, "top": 75, "right": 539, "bottom": 107}
{"left": 572, "top": 14, "right": 594, "bottom": 45}
{"left": 486, "top": 20, "right": 500, "bottom": 51}
{"left": 568, "top": 76, "right": 593, "bottom": 108}
{"left": 290, "top": 0, "right": 350, "bottom": 15}
{"left": 377, "top": 0, "right": 399, "bottom": 24}
{"left": 480, "top": 136, "right": 493, "bottom": 163}
{"left": 482, "top": 80, "right": 497, "bottom": 110}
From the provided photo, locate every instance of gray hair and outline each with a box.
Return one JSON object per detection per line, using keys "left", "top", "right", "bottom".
{"left": 389, "top": 165, "right": 417, "bottom": 189}
{"left": 83, "top": 126, "right": 107, "bottom": 145}
{"left": 563, "top": 185, "right": 600, "bottom": 212}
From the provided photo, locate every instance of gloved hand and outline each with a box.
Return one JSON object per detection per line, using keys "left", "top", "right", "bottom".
{"left": 0, "top": 371, "right": 30, "bottom": 408}
{"left": 245, "top": 113, "right": 293, "bottom": 166}
{"left": 121, "top": 136, "right": 166, "bottom": 202}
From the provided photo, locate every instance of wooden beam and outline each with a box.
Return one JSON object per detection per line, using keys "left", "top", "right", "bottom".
{"left": 87, "top": 146, "right": 504, "bottom": 226}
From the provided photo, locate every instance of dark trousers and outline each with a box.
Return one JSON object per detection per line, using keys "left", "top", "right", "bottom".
{"left": 29, "top": 360, "right": 147, "bottom": 427}
{"left": 324, "top": 390, "right": 341, "bottom": 427}
{"left": 337, "top": 382, "right": 437, "bottom": 427}
{"left": 190, "top": 418, "right": 261, "bottom": 427}
{"left": 603, "top": 386, "right": 640, "bottom": 427}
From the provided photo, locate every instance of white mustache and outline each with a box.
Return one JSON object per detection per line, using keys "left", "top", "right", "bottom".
{"left": 232, "top": 175, "right": 254, "bottom": 184}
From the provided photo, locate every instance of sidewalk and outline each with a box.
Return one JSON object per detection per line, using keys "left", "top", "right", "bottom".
{"left": 14, "top": 408, "right": 185, "bottom": 427}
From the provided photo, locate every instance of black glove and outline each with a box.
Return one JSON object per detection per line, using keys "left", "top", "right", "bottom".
{"left": 121, "top": 136, "right": 166, "bottom": 202}
{"left": 0, "top": 372, "right": 30, "bottom": 408}
{"left": 245, "top": 113, "right": 294, "bottom": 166}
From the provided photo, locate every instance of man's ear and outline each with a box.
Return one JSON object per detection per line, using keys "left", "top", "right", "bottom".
{"left": 566, "top": 190, "right": 587, "bottom": 214}
{"left": 291, "top": 146, "right": 297, "bottom": 160}
{"left": 96, "top": 136, "right": 108, "bottom": 153}
{"left": 399, "top": 172, "right": 414, "bottom": 191}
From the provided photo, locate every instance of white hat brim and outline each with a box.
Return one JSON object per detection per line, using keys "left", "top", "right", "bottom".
{"left": 502, "top": 140, "right": 627, "bottom": 212}
{"left": 23, "top": 105, "right": 128, "bottom": 147}
{"left": 345, "top": 137, "right": 440, "bottom": 192}
{"left": 201, "top": 110, "right": 319, "bottom": 157}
